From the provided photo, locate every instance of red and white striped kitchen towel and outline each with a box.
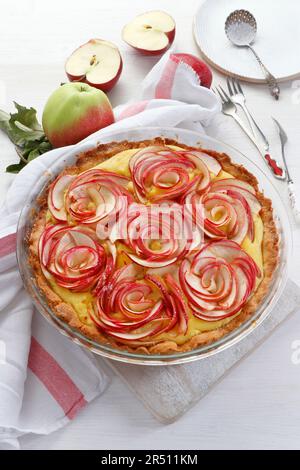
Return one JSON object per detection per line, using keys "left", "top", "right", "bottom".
{"left": 0, "top": 49, "right": 220, "bottom": 449}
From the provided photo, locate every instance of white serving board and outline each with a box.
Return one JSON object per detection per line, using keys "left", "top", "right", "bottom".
{"left": 106, "top": 280, "right": 300, "bottom": 423}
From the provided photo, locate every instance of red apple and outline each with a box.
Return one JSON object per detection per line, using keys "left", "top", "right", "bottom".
{"left": 171, "top": 53, "right": 213, "bottom": 88}
{"left": 65, "top": 39, "right": 123, "bottom": 92}
{"left": 42, "top": 82, "right": 114, "bottom": 148}
{"left": 122, "top": 11, "right": 175, "bottom": 55}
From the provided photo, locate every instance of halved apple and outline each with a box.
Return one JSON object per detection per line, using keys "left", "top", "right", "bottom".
{"left": 122, "top": 11, "right": 175, "bottom": 55}
{"left": 65, "top": 39, "right": 123, "bottom": 92}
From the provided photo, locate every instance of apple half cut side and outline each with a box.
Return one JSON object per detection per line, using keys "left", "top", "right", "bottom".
{"left": 122, "top": 10, "right": 175, "bottom": 55}
{"left": 65, "top": 39, "right": 123, "bottom": 92}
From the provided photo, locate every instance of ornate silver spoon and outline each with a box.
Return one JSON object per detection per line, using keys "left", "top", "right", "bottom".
{"left": 225, "top": 9, "right": 280, "bottom": 100}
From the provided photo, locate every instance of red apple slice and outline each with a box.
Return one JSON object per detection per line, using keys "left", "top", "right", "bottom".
{"left": 65, "top": 39, "right": 123, "bottom": 92}
{"left": 122, "top": 11, "right": 175, "bottom": 55}
{"left": 179, "top": 240, "right": 260, "bottom": 321}
{"left": 48, "top": 174, "right": 75, "bottom": 221}
{"left": 38, "top": 225, "right": 110, "bottom": 292}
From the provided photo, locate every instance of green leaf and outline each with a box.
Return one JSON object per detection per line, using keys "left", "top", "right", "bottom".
{"left": 12, "top": 102, "right": 42, "bottom": 131}
{"left": 8, "top": 102, "right": 44, "bottom": 145}
{"left": 0, "top": 102, "right": 53, "bottom": 173}
{"left": 0, "top": 109, "right": 11, "bottom": 134}
{"left": 38, "top": 140, "right": 52, "bottom": 152}
{"left": 27, "top": 148, "right": 41, "bottom": 161}
{"left": 22, "top": 136, "right": 52, "bottom": 158}
{"left": 6, "top": 161, "right": 27, "bottom": 173}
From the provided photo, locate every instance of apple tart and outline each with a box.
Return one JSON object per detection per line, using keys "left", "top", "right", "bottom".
{"left": 29, "top": 138, "right": 279, "bottom": 354}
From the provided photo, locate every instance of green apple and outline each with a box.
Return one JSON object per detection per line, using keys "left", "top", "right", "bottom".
{"left": 42, "top": 82, "right": 114, "bottom": 147}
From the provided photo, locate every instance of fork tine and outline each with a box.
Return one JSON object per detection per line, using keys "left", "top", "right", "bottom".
{"left": 215, "top": 86, "right": 226, "bottom": 102}
{"left": 227, "top": 77, "right": 233, "bottom": 96}
{"left": 231, "top": 77, "right": 238, "bottom": 94}
{"left": 213, "top": 87, "right": 224, "bottom": 103}
{"left": 236, "top": 78, "right": 244, "bottom": 96}
{"left": 218, "top": 85, "right": 231, "bottom": 102}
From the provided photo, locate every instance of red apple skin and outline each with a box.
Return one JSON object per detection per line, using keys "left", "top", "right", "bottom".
{"left": 49, "top": 106, "right": 114, "bottom": 147}
{"left": 166, "top": 29, "right": 176, "bottom": 45}
{"left": 171, "top": 53, "right": 213, "bottom": 88}
{"left": 66, "top": 57, "right": 123, "bottom": 93}
{"left": 42, "top": 83, "right": 114, "bottom": 148}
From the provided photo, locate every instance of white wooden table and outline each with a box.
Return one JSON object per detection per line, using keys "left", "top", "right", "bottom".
{"left": 1, "top": 0, "right": 300, "bottom": 450}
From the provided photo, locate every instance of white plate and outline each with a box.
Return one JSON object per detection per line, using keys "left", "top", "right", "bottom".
{"left": 194, "top": 0, "right": 300, "bottom": 82}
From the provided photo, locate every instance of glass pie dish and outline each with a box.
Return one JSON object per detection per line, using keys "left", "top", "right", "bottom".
{"left": 17, "top": 127, "right": 292, "bottom": 365}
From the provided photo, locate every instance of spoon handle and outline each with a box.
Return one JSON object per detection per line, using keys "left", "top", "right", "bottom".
{"left": 248, "top": 45, "right": 280, "bottom": 100}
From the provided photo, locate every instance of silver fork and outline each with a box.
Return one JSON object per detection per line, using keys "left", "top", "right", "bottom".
{"left": 214, "top": 85, "right": 286, "bottom": 180}
{"left": 226, "top": 77, "right": 269, "bottom": 149}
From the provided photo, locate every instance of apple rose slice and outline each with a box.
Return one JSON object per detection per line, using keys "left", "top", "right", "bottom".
{"left": 121, "top": 203, "right": 202, "bottom": 269}
{"left": 184, "top": 191, "right": 248, "bottom": 244}
{"left": 48, "top": 174, "right": 76, "bottom": 221}
{"left": 38, "top": 224, "right": 114, "bottom": 292}
{"left": 184, "top": 178, "right": 261, "bottom": 243}
{"left": 180, "top": 240, "right": 260, "bottom": 321}
{"left": 210, "top": 179, "right": 261, "bottom": 241}
{"left": 90, "top": 264, "right": 187, "bottom": 342}
{"left": 129, "top": 146, "right": 221, "bottom": 203}
{"left": 65, "top": 169, "right": 133, "bottom": 225}
{"left": 210, "top": 179, "right": 261, "bottom": 214}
